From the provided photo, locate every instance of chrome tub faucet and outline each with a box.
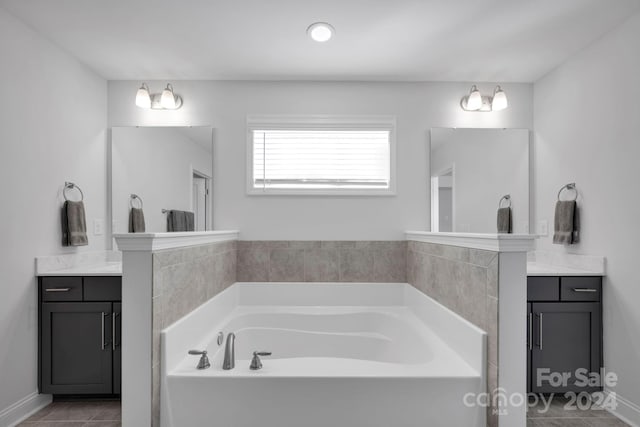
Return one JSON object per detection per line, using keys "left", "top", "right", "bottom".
{"left": 223, "top": 332, "right": 235, "bottom": 370}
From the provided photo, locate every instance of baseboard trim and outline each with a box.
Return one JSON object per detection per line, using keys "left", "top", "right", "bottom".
{"left": 604, "top": 388, "right": 640, "bottom": 427}
{"left": 0, "top": 392, "right": 52, "bottom": 427}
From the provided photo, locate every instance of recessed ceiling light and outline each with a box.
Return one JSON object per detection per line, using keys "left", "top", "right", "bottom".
{"left": 307, "top": 22, "right": 334, "bottom": 42}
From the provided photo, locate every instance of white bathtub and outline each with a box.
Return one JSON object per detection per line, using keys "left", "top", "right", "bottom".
{"left": 161, "top": 283, "right": 487, "bottom": 427}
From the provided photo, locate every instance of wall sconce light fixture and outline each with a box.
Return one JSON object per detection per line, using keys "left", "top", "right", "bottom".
{"left": 460, "top": 85, "right": 508, "bottom": 112}
{"left": 135, "top": 83, "right": 183, "bottom": 110}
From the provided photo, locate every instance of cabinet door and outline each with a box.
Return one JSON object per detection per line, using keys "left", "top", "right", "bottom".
{"left": 527, "top": 303, "right": 532, "bottom": 393}
{"left": 113, "top": 302, "right": 122, "bottom": 394}
{"left": 530, "top": 302, "right": 601, "bottom": 393}
{"left": 41, "top": 302, "right": 113, "bottom": 394}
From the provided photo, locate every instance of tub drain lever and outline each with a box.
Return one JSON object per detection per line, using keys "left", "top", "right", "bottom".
{"left": 250, "top": 351, "right": 272, "bottom": 370}
{"left": 188, "top": 349, "right": 211, "bottom": 370}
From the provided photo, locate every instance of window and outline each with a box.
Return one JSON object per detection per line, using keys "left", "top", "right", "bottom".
{"left": 247, "top": 116, "right": 396, "bottom": 195}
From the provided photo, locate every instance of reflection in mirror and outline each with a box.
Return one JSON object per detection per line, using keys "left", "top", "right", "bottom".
{"left": 430, "top": 128, "right": 529, "bottom": 234}
{"left": 110, "top": 126, "right": 213, "bottom": 235}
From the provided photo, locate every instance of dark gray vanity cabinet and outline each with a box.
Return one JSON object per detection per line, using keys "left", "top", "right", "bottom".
{"left": 38, "top": 276, "right": 122, "bottom": 395}
{"left": 527, "top": 276, "right": 602, "bottom": 393}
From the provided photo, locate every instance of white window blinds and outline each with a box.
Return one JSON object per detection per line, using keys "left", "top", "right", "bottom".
{"left": 251, "top": 129, "right": 391, "bottom": 192}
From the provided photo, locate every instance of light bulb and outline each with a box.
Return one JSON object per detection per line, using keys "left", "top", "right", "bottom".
{"left": 161, "top": 84, "right": 176, "bottom": 109}
{"left": 466, "top": 85, "right": 482, "bottom": 111}
{"left": 492, "top": 86, "right": 508, "bottom": 111}
{"left": 135, "top": 83, "right": 151, "bottom": 109}
{"left": 307, "top": 22, "right": 334, "bottom": 42}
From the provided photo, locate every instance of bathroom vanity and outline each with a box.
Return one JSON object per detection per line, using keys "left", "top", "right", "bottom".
{"left": 526, "top": 260, "right": 604, "bottom": 394}
{"left": 36, "top": 256, "right": 122, "bottom": 396}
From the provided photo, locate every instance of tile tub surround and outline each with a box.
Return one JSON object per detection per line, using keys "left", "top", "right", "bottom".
{"left": 150, "top": 240, "right": 237, "bottom": 426}
{"left": 113, "top": 231, "right": 238, "bottom": 427}
{"left": 237, "top": 241, "right": 406, "bottom": 282}
{"left": 407, "top": 240, "right": 500, "bottom": 426}
{"left": 406, "top": 232, "right": 535, "bottom": 427}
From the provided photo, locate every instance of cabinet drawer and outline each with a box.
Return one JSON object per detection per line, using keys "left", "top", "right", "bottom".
{"left": 83, "top": 277, "right": 122, "bottom": 301}
{"left": 41, "top": 277, "right": 83, "bottom": 301}
{"left": 560, "top": 277, "right": 602, "bottom": 302}
{"left": 527, "top": 277, "right": 560, "bottom": 301}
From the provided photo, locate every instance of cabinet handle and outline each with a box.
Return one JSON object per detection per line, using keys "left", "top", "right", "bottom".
{"left": 528, "top": 313, "right": 533, "bottom": 350}
{"left": 538, "top": 313, "right": 543, "bottom": 350}
{"left": 45, "top": 288, "right": 71, "bottom": 292}
{"left": 101, "top": 312, "right": 107, "bottom": 350}
{"left": 112, "top": 312, "right": 119, "bottom": 351}
{"left": 572, "top": 288, "right": 597, "bottom": 293}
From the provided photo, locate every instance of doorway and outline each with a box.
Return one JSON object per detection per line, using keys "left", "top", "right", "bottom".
{"left": 192, "top": 169, "right": 211, "bottom": 231}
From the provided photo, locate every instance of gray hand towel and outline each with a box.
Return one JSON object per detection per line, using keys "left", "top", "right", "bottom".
{"left": 61, "top": 201, "right": 88, "bottom": 246}
{"left": 553, "top": 200, "right": 579, "bottom": 244}
{"left": 497, "top": 207, "right": 512, "bottom": 234}
{"left": 128, "top": 207, "right": 146, "bottom": 233}
{"left": 167, "top": 210, "right": 195, "bottom": 232}
{"left": 185, "top": 211, "right": 195, "bottom": 232}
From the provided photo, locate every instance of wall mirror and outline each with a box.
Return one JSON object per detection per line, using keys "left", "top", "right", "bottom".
{"left": 430, "top": 128, "right": 530, "bottom": 234}
{"left": 110, "top": 126, "right": 213, "bottom": 236}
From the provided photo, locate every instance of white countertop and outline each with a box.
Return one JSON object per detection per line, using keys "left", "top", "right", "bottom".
{"left": 527, "top": 262, "right": 603, "bottom": 277}
{"left": 37, "top": 262, "right": 122, "bottom": 277}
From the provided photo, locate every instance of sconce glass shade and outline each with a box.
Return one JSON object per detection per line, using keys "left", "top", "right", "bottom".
{"left": 161, "top": 84, "right": 177, "bottom": 109}
{"left": 492, "top": 86, "right": 508, "bottom": 111}
{"left": 466, "top": 85, "right": 482, "bottom": 111}
{"left": 135, "top": 83, "right": 151, "bottom": 109}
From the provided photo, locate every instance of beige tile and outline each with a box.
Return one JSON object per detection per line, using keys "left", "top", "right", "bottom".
{"left": 22, "top": 402, "right": 67, "bottom": 422}
{"left": 205, "top": 254, "right": 220, "bottom": 299}
{"left": 431, "top": 256, "right": 457, "bottom": 309}
{"left": 288, "top": 241, "right": 322, "bottom": 250}
{"left": 90, "top": 402, "right": 121, "bottom": 421}
{"left": 20, "top": 422, "right": 86, "bottom": 426}
{"left": 222, "top": 250, "right": 237, "bottom": 288}
{"left": 84, "top": 422, "right": 122, "bottom": 427}
{"left": 438, "top": 244, "right": 470, "bottom": 263}
{"left": 37, "top": 402, "right": 105, "bottom": 421}
{"left": 339, "top": 249, "right": 374, "bottom": 282}
{"left": 487, "top": 296, "right": 499, "bottom": 366}
{"left": 152, "top": 296, "right": 162, "bottom": 366}
{"left": 237, "top": 248, "right": 268, "bottom": 282}
{"left": 269, "top": 249, "right": 304, "bottom": 282}
{"left": 487, "top": 255, "right": 499, "bottom": 298}
{"left": 321, "top": 241, "right": 356, "bottom": 250}
{"left": 152, "top": 363, "right": 160, "bottom": 427}
{"left": 469, "top": 249, "right": 498, "bottom": 267}
{"left": 304, "top": 248, "right": 339, "bottom": 282}
{"left": 406, "top": 250, "right": 417, "bottom": 286}
{"left": 454, "top": 263, "right": 488, "bottom": 329}
{"left": 373, "top": 246, "right": 407, "bottom": 282}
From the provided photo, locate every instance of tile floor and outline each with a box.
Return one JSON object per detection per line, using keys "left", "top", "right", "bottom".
{"left": 527, "top": 396, "right": 630, "bottom": 427}
{"left": 19, "top": 395, "right": 630, "bottom": 427}
{"left": 18, "top": 400, "right": 120, "bottom": 426}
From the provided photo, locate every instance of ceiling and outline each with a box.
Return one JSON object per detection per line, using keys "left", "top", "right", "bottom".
{"left": 2, "top": 0, "right": 639, "bottom": 82}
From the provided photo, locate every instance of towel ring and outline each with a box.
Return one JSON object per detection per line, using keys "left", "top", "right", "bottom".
{"left": 499, "top": 194, "right": 511, "bottom": 208}
{"left": 557, "top": 183, "right": 578, "bottom": 202}
{"left": 130, "top": 194, "right": 144, "bottom": 209}
{"left": 63, "top": 182, "right": 84, "bottom": 202}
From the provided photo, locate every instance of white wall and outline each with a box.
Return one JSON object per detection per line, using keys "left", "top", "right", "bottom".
{"left": 0, "top": 6, "right": 107, "bottom": 419}
{"left": 111, "top": 127, "right": 212, "bottom": 234}
{"left": 431, "top": 128, "right": 530, "bottom": 233}
{"left": 534, "top": 12, "right": 640, "bottom": 424}
{"left": 108, "top": 81, "right": 533, "bottom": 240}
